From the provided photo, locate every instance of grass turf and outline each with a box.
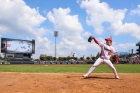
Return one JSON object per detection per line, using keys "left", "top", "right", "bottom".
{"left": 0, "top": 64, "right": 140, "bottom": 73}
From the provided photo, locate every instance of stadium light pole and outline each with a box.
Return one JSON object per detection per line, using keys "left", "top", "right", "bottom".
{"left": 54, "top": 31, "right": 58, "bottom": 60}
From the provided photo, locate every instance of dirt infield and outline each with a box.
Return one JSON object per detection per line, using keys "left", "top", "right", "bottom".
{"left": 0, "top": 72, "right": 140, "bottom": 93}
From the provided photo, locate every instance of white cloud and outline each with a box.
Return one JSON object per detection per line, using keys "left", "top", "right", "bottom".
{"left": 130, "top": 5, "right": 140, "bottom": 16}
{"left": 78, "top": 0, "right": 140, "bottom": 40}
{"left": 0, "top": 0, "right": 46, "bottom": 35}
{"left": 113, "top": 42, "right": 136, "bottom": 52}
{"left": 79, "top": 0, "right": 127, "bottom": 34}
{"left": 47, "top": 7, "right": 104, "bottom": 57}
{"left": 47, "top": 8, "right": 83, "bottom": 36}
{"left": 117, "top": 43, "right": 135, "bottom": 49}
{"left": 98, "top": 37, "right": 105, "bottom": 44}
{"left": 109, "top": 23, "right": 140, "bottom": 39}
{"left": 47, "top": 7, "right": 90, "bottom": 57}
{"left": 82, "top": 31, "right": 91, "bottom": 38}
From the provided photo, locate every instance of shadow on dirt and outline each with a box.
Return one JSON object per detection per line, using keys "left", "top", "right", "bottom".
{"left": 86, "top": 76, "right": 115, "bottom": 79}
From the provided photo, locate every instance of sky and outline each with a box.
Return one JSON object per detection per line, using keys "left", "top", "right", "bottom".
{"left": 0, "top": 0, "right": 140, "bottom": 58}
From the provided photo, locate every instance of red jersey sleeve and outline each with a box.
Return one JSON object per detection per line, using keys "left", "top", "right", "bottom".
{"left": 93, "top": 38, "right": 99, "bottom": 44}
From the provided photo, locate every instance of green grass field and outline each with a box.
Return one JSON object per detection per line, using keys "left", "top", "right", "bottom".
{"left": 0, "top": 64, "right": 140, "bottom": 73}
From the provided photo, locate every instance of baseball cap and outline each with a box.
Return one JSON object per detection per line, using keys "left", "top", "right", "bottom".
{"left": 105, "top": 38, "right": 112, "bottom": 42}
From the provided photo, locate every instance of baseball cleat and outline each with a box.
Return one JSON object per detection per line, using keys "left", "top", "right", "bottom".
{"left": 82, "top": 74, "right": 87, "bottom": 77}
{"left": 115, "top": 76, "right": 119, "bottom": 79}
{"left": 82, "top": 74, "right": 88, "bottom": 79}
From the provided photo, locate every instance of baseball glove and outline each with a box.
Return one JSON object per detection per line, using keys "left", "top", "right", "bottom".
{"left": 88, "top": 36, "right": 93, "bottom": 43}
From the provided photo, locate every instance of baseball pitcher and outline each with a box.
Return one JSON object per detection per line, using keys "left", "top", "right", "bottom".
{"left": 83, "top": 36, "right": 119, "bottom": 79}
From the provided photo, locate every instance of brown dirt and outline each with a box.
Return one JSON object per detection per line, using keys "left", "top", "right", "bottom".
{"left": 0, "top": 72, "right": 140, "bottom": 93}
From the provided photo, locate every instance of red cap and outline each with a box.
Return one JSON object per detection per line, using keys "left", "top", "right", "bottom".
{"left": 105, "top": 38, "right": 112, "bottom": 42}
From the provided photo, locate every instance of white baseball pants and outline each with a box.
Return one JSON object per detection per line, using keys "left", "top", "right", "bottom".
{"left": 85, "top": 57, "right": 118, "bottom": 76}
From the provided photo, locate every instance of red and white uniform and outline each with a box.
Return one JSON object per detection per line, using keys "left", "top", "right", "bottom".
{"left": 94, "top": 37, "right": 118, "bottom": 61}
{"left": 84, "top": 37, "right": 119, "bottom": 77}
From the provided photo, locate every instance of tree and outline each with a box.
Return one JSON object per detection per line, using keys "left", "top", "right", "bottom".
{"left": 63, "top": 57, "right": 66, "bottom": 61}
{"left": 92, "top": 56, "right": 96, "bottom": 60}
{"left": 40, "top": 54, "right": 47, "bottom": 61}
{"left": 53, "top": 57, "right": 56, "bottom": 61}
{"left": 80, "top": 57, "right": 83, "bottom": 60}
{"left": 110, "top": 55, "right": 115, "bottom": 63}
{"left": 96, "top": 52, "right": 100, "bottom": 59}
{"left": 86, "top": 57, "right": 90, "bottom": 61}
{"left": 58, "top": 57, "right": 62, "bottom": 61}
{"left": 110, "top": 55, "right": 113, "bottom": 62}
{"left": 67, "top": 56, "right": 70, "bottom": 60}
{"left": 34, "top": 59, "right": 40, "bottom": 61}
{"left": 40, "top": 56, "right": 44, "bottom": 61}
{"left": 75, "top": 57, "right": 78, "bottom": 60}
{"left": 0, "top": 55, "right": 3, "bottom": 60}
{"left": 44, "top": 57, "right": 47, "bottom": 61}
{"left": 47, "top": 56, "right": 52, "bottom": 61}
